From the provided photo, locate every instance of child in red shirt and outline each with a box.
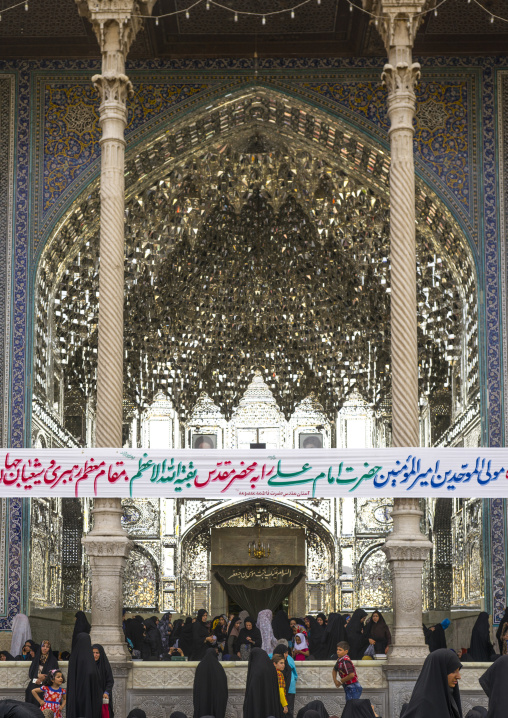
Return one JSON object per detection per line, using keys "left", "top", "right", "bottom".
{"left": 332, "top": 641, "right": 363, "bottom": 701}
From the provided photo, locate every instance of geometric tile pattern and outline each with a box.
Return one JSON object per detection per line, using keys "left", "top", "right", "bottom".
{"left": 0, "top": 75, "right": 14, "bottom": 448}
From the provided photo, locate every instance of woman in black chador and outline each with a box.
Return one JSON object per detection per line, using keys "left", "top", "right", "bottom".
{"left": 365, "top": 610, "right": 391, "bottom": 655}
{"left": 305, "top": 616, "right": 324, "bottom": 659}
{"left": 92, "top": 644, "right": 114, "bottom": 718}
{"left": 66, "top": 633, "right": 102, "bottom": 718}
{"left": 423, "top": 623, "right": 447, "bottom": 652}
{"left": 341, "top": 700, "right": 380, "bottom": 718}
{"left": 25, "top": 641, "right": 58, "bottom": 705}
{"left": 272, "top": 611, "right": 293, "bottom": 643}
{"left": 401, "top": 648, "right": 462, "bottom": 718}
{"left": 71, "top": 610, "right": 91, "bottom": 649}
{"left": 236, "top": 617, "right": 262, "bottom": 659}
{"left": 320, "top": 614, "right": 345, "bottom": 661}
{"left": 479, "top": 653, "right": 508, "bottom": 717}
{"left": 469, "top": 612, "right": 494, "bottom": 662}
{"left": 495, "top": 607, "right": 508, "bottom": 654}
{"left": 243, "top": 647, "right": 282, "bottom": 718}
{"left": 0, "top": 700, "right": 43, "bottom": 718}
{"left": 345, "top": 610, "right": 368, "bottom": 660}
{"left": 296, "top": 701, "right": 329, "bottom": 718}
{"left": 191, "top": 610, "right": 215, "bottom": 661}
{"left": 192, "top": 648, "right": 228, "bottom": 718}
{"left": 179, "top": 617, "right": 194, "bottom": 657}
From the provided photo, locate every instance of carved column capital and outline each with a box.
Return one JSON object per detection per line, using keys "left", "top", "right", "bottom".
{"left": 75, "top": 0, "right": 155, "bottom": 57}
{"left": 381, "top": 62, "right": 421, "bottom": 94}
{"left": 82, "top": 536, "right": 133, "bottom": 559}
{"left": 92, "top": 72, "right": 134, "bottom": 105}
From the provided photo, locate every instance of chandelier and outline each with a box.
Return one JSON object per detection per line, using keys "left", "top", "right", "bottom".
{"left": 248, "top": 524, "right": 270, "bottom": 560}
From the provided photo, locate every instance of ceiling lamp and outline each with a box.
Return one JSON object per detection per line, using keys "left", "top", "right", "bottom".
{"left": 248, "top": 524, "right": 270, "bottom": 560}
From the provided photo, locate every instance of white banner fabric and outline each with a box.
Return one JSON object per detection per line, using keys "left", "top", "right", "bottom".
{"left": 0, "top": 447, "right": 507, "bottom": 498}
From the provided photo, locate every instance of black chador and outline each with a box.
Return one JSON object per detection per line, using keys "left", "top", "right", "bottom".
{"left": 25, "top": 644, "right": 58, "bottom": 705}
{"left": 296, "top": 701, "right": 329, "bottom": 718}
{"left": 480, "top": 654, "right": 508, "bottom": 717}
{"left": 345, "top": 609, "right": 368, "bottom": 660}
{"left": 92, "top": 644, "right": 115, "bottom": 718}
{"left": 0, "top": 700, "right": 43, "bottom": 718}
{"left": 401, "top": 649, "right": 462, "bottom": 718}
{"left": 341, "top": 700, "right": 379, "bottom": 718}
{"left": 193, "top": 648, "right": 228, "bottom": 718}
{"left": 66, "top": 633, "right": 102, "bottom": 718}
{"left": 243, "top": 647, "right": 282, "bottom": 718}
{"left": 469, "top": 613, "right": 494, "bottom": 662}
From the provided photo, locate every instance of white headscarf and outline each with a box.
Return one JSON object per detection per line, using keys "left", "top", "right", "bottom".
{"left": 257, "top": 609, "right": 278, "bottom": 654}
{"left": 295, "top": 632, "right": 309, "bottom": 651}
{"left": 10, "top": 613, "right": 32, "bottom": 657}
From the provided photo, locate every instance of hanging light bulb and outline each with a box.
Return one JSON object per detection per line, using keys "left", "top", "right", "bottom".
{"left": 185, "top": 9, "right": 190, "bottom": 18}
{"left": 155, "top": 16, "right": 159, "bottom": 25}
{"left": 24, "top": 1, "right": 28, "bottom": 9}
{"left": 262, "top": 15, "right": 266, "bottom": 24}
{"left": 291, "top": 9, "right": 294, "bottom": 18}
{"left": 434, "top": 8, "right": 437, "bottom": 15}
{"left": 234, "top": 11, "right": 238, "bottom": 21}
{"left": 206, "top": 0, "right": 210, "bottom": 7}
{"left": 490, "top": 14, "right": 494, "bottom": 22}
{"left": 349, "top": 2, "right": 353, "bottom": 10}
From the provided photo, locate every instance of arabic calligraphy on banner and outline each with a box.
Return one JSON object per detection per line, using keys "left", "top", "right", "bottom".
{"left": 226, "top": 567, "right": 294, "bottom": 581}
{"left": 0, "top": 448, "right": 507, "bottom": 498}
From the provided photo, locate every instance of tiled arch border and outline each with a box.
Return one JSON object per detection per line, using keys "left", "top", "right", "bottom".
{"left": 29, "top": 73, "right": 483, "bottom": 436}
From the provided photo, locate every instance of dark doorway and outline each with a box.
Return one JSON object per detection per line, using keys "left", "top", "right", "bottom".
{"left": 227, "top": 594, "right": 290, "bottom": 616}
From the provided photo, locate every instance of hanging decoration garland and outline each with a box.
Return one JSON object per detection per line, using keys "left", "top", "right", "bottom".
{"left": 131, "top": 0, "right": 508, "bottom": 27}
{"left": 0, "top": 0, "right": 507, "bottom": 27}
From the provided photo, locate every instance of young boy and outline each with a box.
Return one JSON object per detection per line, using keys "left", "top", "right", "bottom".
{"left": 272, "top": 653, "right": 289, "bottom": 714}
{"left": 332, "top": 641, "right": 363, "bottom": 701}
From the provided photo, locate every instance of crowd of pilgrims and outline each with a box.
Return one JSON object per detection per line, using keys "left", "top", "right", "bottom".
{"left": 120, "top": 609, "right": 391, "bottom": 662}
{"left": 0, "top": 607, "right": 508, "bottom": 718}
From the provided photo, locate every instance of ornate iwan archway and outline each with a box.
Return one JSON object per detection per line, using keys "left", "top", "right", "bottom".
{"left": 32, "top": 87, "right": 479, "bottom": 451}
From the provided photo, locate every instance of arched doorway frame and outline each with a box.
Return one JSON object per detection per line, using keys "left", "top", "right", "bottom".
{"left": 29, "top": 84, "right": 482, "bottom": 444}
{"left": 179, "top": 497, "right": 337, "bottom": 614}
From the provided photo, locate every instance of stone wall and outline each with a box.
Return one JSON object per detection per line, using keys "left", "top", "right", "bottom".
{"left": 0, "top": 660, "right": 491, "bottom": 718}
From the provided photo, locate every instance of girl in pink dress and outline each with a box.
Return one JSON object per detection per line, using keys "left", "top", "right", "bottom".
{"left": 32, "top": 669, "right": 66, "bottom": 718}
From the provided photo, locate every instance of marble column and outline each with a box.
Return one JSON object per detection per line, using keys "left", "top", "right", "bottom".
{"left": 76, "top": 0, "right": 154, "bottom": 661}
{"left": 365, "top": 0, "right": 433, "bottom": 662}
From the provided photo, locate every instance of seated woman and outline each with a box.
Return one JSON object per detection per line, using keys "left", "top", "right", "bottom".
{"left": 293, "top": 633, "right": 309, "bottom": 661}
{"left": 365, "top": 610, "right": 391, "bottom": 655}
{"left": 236, "top": 617, "right": 261, "bottom": 661}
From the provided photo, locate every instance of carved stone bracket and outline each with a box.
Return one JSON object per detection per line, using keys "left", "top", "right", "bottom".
{"left": 75, "top": 0, "right": 156, "bottom": 57}
{"left": 362, "top": 0, "right": 436, "bottom": 50}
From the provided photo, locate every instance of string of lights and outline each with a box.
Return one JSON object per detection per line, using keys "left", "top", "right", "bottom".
{"left": 0, "top": 0, "right": 507, "bottom": 28}
{"left": 131, "top": 0, "right": 508, "bottom": 26}
{"left": 0, "top": 0, "right": 29, "bottom": 22}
